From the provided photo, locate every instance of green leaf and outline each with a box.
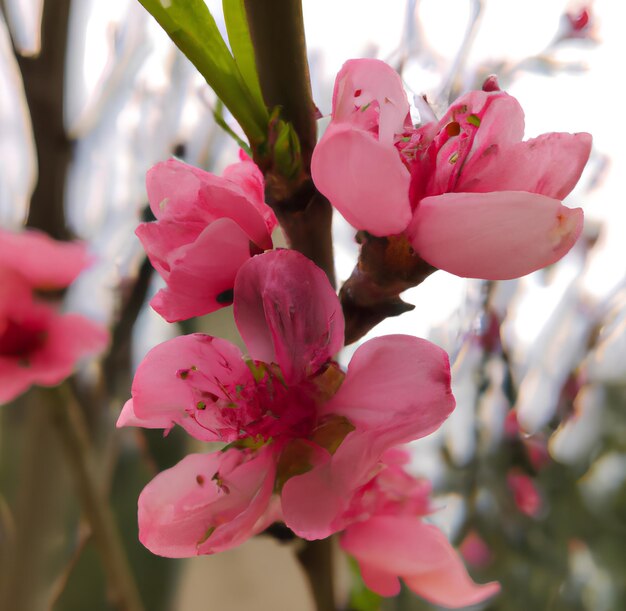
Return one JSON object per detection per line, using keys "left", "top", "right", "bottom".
{"left": 272, "top": 119, "right": 302, "bottom": 180}
{"left": 211, "top": 99, "right": 252, "bottom": 154}
{"left": 222, "top": 0, "right": 265, "bottom": 111}
{"left": 137, "top": 0, "right": 268, "bottom": 144}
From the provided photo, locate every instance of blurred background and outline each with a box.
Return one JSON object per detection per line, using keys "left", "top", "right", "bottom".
{"left": 1, "top": 0, "right": 625, "bottom": 609}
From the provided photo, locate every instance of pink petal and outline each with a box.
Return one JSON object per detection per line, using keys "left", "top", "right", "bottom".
{"left": 116, "top": 399, "right": 173, "bottom": 430}
{"left": 323, "top": 335, "right": 455, "bottom": 442}
{"left": 146, "top": 159, "right": 210, "bottom": 220}
{"left": 424, "top": 91, "right": 526, "bottom": 197}
{"left": 280, "top": 446, "right": 344, "bottom": 540}
{"left": 341, "top": 517, "right": 452, "bottom": 576}
{"left": 223, "top": 153, "right": 278, "bottom": 234}
{"left": 443, "top": 91, "right": 525, "bottom": 160}
{"left": 403, "top": 527, "right": 500, "bottom": 608}
{"left": 234, "top": 250, "right": 344, "bottom": 383}
{"left": 359, "top": 562, "right": 401, "bottom": 597}
{"left": 281, "top": 430, "right": 406, "bottom": 539}
{"left": 136, "top": 218, "right": 204, "bottom": 281}
{"left": 0, "top": 306, "right": 108, "bottom": 404}
{"left": 148, "top": 218, "right": 254, "bottom": 322}
{"left": 459, "top": 132, "right": 592, "bottom": 200}
{"left": 26, "top": 313, "right": 108, "bottom": 385}
{"left": 128, "top": 333, "right": 250, "bottom": 442}
{"left": 147, "top": 159, "right": 273, "bottom": 250}
{"left": 138, "top": 447, "right": 276, "bottom": 557}
{"left": 0, "top": 228, "right": 90, "bottom": 289}
{"left": 343, "top": 517, "right": 500, "bottom": 607}
{"left": 311, "top": 124, "right": 412, "bottom": 235}
{"left": 410, "top": 191, "right": 584, "bottom": 280}
{"left": 332, "top": 58, "right": 410, "bottom": 144}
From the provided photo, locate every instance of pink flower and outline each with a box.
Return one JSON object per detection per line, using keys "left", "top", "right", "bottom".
{"left": 312, "top": 59, "right": 591, "bottom": 280}
{"left": 0, "top": 228, "right": 109, "bottom": 404}
{"left": 459, "top": 531, "right": 492, "bottom": 569}
{"left": 340, "top": 450, "right": 500, "bottom": 608}
{"left": 118, "top": 250, "right": 455, "bottom": 556}
{"left": 507, "top": 470, "right": 543, "bottom": 517}
{"left": 136, "top": 153, "right": 278, "bottom": 322}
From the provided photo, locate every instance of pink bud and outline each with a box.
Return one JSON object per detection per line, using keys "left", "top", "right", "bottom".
{"left": 482, "top": 75, "right": 501, "bottom": 92}
{"left": 507, "top": 471, "right": 542, "bottom": 517}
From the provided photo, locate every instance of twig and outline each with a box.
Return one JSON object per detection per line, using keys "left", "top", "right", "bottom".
{"left": 47, "top": 384, "right": 144, "bottom": 611}
{"left": 296, "top": 537, "right": 337, "bottom": 611}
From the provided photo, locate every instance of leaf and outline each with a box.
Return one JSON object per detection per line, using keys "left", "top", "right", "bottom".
{"left": 138, "top": 0, "right": 268, "bottom": 144}
{"left": 272, "top": 119, "right": 302, "bottom": 180}
{"left": 222, "top": 0, "right": 266, "bottom": 111}
{"left": 211, "top": 99, "right": 252, "bottom": 154}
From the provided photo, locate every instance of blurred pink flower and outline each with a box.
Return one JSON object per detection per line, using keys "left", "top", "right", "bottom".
{"left": 312, "top": 59, "right": 591, "bottom": 280}
{"left": 118, "top": 250, "right": 455, "bottom": 556}
{"left": 341, "top": 450, "right": 500, "bottom": 607}
{"left": 136, "top": 152, "right": 277, "bottom": 322}
{"left": 0, "top": 228, "right": 108, "bottom": 404}
{"left": 460, "top": 530, "right": 493, "bottom": 569}
{"left": 507, "top": 470, "right": 543, "bottom": 517}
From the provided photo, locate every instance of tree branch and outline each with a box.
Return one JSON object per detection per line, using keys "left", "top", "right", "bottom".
{"left": 341, "top": 233, "right": 435, "bottom": 345}
{"left": 48, "top": 384, "right": 144, "bottom": 611}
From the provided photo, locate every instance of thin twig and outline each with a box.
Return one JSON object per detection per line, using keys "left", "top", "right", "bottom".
{"left": 296, "top": 537, "right": 337, "bottom": 611}
{"left": 47, "top": 384, "right": 144, "bottom": 611}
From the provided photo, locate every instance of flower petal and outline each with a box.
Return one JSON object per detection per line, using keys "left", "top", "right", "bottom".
{"left": 343, "top": 517, "right": 500, "bottom": 607}
{"left": 410, "top": 191, "right": 583, "bottom": 280}
{"left": 234, "top": 250, "right": 344, "bottom": 383}
{"left": 0, "top": 228, "right": 90, "bottom": 289}
{"left": 312, "top": 124, "right": 412, "bottom": 235}
{"left": 127, "top": 333, "right": 250, "bottom": 442}
{"left": 424, "top": 91, "right": 526, "bottom": 197}
{"left": 280, "top": 445, "right": 345, "bottom": 540}
{"left": 332, "top": 58, "right": 410, "bottom": 143}
{"left": 147, "top": 158, "right": 273, "bottom": 249}
{"left": 459, "top": 132, "right": 592, "bottom": 200}
{"left": 138, "top": 447, "right": 276, "bottom": 557}
{"left": 403, "top": 527, "right": 500, "bottom": 608}
{"left": 223, "top": 152, "right": 278, "bottom": 233}
{"left": 359, "top": 562, "right": 401, "bottom": 597}
{"left": 341, "top": 517, "right": 452, "bottom": 576}
{"left": 148, "top": 218, "right": 254, "bottom": 322}
{"left": 323, "top": 335, "right": 455, "bottom": 442}
{"left": 27, "top": 313, "right": 109, "bottom": 384}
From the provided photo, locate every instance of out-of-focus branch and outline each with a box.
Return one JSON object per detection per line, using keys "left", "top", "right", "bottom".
{"left": 296, "top": 537, "right": 336, "bottom": 611}
{"left": 48, "top": 384, "right": 144, "bottom": 611}
{"left": 16, "top": 0, "right": 72, "bottom": 239}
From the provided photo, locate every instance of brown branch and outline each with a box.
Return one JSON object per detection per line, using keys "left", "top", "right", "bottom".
{"left": 242, "top": 4, "right": 337, "bottom": 609}
{"left": 17, "top": 0, "right": 72, "bottom": 239}
{"left": 243, "top": 0, "right": 316, "bottom": 173}
{"left": 270, "top": 179, "right": 336, "bottom": 288}
{"left": 296, "top": 537, "right": 336, "bottom": 611}
{"left": 341, "top": 233, "right": 435, "bottom": 345}
{"left": 243, "top": 0, "right": 335, "bottom": 289}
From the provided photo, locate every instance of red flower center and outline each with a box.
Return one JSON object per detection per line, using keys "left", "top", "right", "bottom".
{"left": 0, "top": 317, "right": 48, "bottom": 359}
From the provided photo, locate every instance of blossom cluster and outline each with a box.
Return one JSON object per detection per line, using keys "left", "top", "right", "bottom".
{"left": 0, "top": 228, "right": 108, "bottom": 404}
{"left": 312, "top": 59, "right": 590, "bottom": 280}
{"left": 112, "top": 57, "right": 591, "bottom": 608}
{"left": 1, "top": 55, "right": 591, "bottom": 609}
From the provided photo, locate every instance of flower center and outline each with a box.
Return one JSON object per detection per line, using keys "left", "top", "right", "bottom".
{"left": 0, "top": 317, "right": 48, "bottom": 361}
